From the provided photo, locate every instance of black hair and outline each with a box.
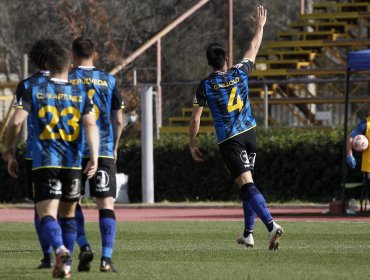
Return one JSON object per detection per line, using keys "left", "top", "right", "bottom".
{"left": 46, "top": 46, "right": 70, "bottom": 74}
{"left": 28, "top": 39, "right": 59, "bottom": 70}
{"left": 72, "top": 36, "right": 95, "bottom": 59}
{"left": 206, "top": 43, "right": 226, "bottom": 69}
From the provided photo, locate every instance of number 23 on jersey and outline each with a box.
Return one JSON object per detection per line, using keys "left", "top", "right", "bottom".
{"left": 38, "top": 105, "right": 81, "bottom": 142}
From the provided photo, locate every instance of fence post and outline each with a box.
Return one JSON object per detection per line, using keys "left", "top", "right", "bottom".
{"left": 156, "top": 39, "right": 162, "bottom": 140}
{"left": 141, "top": 86, "right": 154, "bottom": 203}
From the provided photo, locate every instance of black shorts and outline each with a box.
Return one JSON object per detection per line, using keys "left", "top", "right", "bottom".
{"left": 219, "top": 128, "right": 257, "bottom": 179}
{"left": 33, "top": 168, "right": 82, "bottom": 203}
{"left": 82, "top": 157, "right": 117, "bottom": 198}
{"left": 25, "top": 159, "right": 34, "bottom": 200}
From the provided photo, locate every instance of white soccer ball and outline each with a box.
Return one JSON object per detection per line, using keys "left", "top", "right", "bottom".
{"left": 352, "top": 134, "right": 369, "bottom": 152}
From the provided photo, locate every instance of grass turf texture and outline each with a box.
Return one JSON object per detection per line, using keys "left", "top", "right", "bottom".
{"left": 0, "top": 221, "right": 369, "bottom": 279}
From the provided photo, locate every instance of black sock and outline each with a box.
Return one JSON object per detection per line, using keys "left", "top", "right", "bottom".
{"left": 267, "top": 221, "right": 274, "bottom": 232}
{"left": 243, "top": 229, "right": 253, "bottom": 238}
{"left": 43, "top": 252, "right": 51, "bottom": 262}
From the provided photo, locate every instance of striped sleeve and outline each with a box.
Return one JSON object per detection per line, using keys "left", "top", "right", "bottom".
{"left": 193, "top": 80, "right": 207, "bottom": 107}
{"left": 233, "top": 58, "right": 254, "bottom": 75}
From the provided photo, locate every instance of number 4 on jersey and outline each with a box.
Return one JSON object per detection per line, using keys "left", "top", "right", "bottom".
{"left": 227, "top": 86, "right": 244, "bottom": 113}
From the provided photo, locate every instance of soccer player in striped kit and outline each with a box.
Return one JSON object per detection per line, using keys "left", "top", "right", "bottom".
{"left": 4, "top": 44, "right": 99, "bottom": 278}
{"left": 69, "top": 37, "right": 124, "bottom": 272}
{"left": 3, "top": 39, "right": 58, "bottom": 269}
{"left": 189, "top": 5, "right": 283, "bottom": 250}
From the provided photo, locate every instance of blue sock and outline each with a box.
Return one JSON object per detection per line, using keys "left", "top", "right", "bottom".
{"left": 241, "top": 183, "right": 273, "bottom": 231}
{"left": 75, "top": 204, "right": 90, "bottom": 249}
{"left": 34, "top": 209, "right": 52, "bottom": 260}
{"left": 99, "top": 209, "right": 116, "bottom": 259}
{"left": 242, "top": 201, "right": 255, "bottom": 237}
{"left": 60, "top": 217, "right": 77, "bottom": 263}
{"left": 40, "top": 216, "right": 64, "bottom": 251}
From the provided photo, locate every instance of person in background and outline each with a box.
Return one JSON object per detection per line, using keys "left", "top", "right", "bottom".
{"left": 69, "top": 36, "right": 124, "bottom": 272}
{"left": 346, "top": 117, "right": 370, "bottom": 197}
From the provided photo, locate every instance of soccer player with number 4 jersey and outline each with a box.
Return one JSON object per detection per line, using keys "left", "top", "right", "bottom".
{"left": 189, "top": 5, "right": 283, "bottom": 250}
{"left": 69, "top": 37, "right": 124, "bottom": 272}
{"left": 4, "top": 45, "right": 99, "bottom": 278}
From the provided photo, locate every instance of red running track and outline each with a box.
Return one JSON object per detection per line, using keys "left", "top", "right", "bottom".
{"left": 1, "top": 206, "right": 370, "bottom": 222}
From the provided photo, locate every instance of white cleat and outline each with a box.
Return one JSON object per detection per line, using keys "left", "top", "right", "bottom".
{"left": 237, "top": 233, "right": 254, "bottom": 248}
{"left": 268, "top": 222, "right": 283, "bottom": 251}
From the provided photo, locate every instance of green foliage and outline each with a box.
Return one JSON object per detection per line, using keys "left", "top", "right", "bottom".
{"left": 117, "top": 129, "right": 345, "bottom": 203}
{"left": 1, "top": 221, "right": 370, "bottom": 279}
{"left": 0, "top": 129, "right": 348, "bottom": 203}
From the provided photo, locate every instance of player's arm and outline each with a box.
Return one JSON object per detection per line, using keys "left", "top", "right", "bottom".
{"left": 346, "top": 135, "right": 354, "bottom": 157}
{"left": 82, "top": 97, "right": 100, "bottom": 178}
{"left": 83, "top": 113, "right": 99, "bottom": 178}
{"left": 112, "top": 109, "right": 124, "bottom": 162}
{"left": 189, "top": 82, "right": 207, "bottom": 162}
{"left": 189, "top": 106, "right": 205, "bottom": 162}
{"left": 2, "top": 81, "right": 27, "bottom": 162}
{"left": 111, "top": 84, "right": 125, "bottom": 162}
{"left": 243, "top": 5, "right": 267, "bottom": 63}
{"left": 3, "top": 109, "right": 29, "bottom": 178}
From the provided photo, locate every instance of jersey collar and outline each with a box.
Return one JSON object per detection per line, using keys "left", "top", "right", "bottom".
{"left": 50, "top": 77, "right": 68, "bottom": 83}
{"left": 77, "top": 66, "right": 95, "bottom": 70}
{"left": 214, "top": 70, "right": 228, "bottom": 75}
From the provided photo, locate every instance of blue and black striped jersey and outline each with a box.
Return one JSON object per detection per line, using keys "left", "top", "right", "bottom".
{"left": 193, "top": 59, "right": 256, "bottom": 143}
{"left": 69, "top": 66, "right": 124, "bottom": 158}
{"left": 16, "top": 78, "right": 93, "bottom": 170}
{"left": 14, "top": 71, "right": 49, "bottom": 159}
{"left": 351, "top": 119, "right": 367, "bottom": 138}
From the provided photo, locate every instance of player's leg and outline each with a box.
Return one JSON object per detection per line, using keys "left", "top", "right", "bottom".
{"left": 90, "top": 158, "right": 118, "bottom": 272}
{"left": 76, "top": 158, "right": 94, "bottom": 272}
{"left": 34, "top": 208, "right": 53, "bottom": 268}
{"left": 240, "top": 153, "right": 257, "bottom": 247}
{"left": 33, "top": 169, "right": 71, "bottom": 278}
{"left": 236, "top": 201, "right": 255, "bottom": 247}
{"left": 220, "top": 133, "right": 256, "bottom": 247}
{"left": 221, "top": 129, "right": 283, "bottom": 250}
{"left": 59, "top": 169, "right": 82, "bottom": 276}
{"left": 26, "top": 159, "right": 53, "bottom": 268}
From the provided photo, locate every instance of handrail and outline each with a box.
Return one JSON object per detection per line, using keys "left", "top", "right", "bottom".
{"left": 109, "top": 0, "right": 210, "bottom": 75}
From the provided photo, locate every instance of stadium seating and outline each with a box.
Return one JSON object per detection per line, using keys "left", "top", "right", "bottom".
{"left": 150, "top": 1, "right": 370, "bottom": 134}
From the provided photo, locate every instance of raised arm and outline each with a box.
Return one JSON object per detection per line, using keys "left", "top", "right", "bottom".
{"left": 243, "top": 5, "right": 267, "bottom": 62}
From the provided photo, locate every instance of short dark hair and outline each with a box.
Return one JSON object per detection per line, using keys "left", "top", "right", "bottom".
{"left": 206, "top": 43, "right": 226, "bottom": 69}
{"left": 72, "top": 37, "right": 95, "bottom": 59}
{"left": 46, "top": 46, "right": 70, "bottom": 74}
{"left": 28, "top": 39, "right": 59, "bottom": 69}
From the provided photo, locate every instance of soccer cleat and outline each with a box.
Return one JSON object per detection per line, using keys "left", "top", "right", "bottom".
{"left": 78, "top": 248, "right": 94, "bottom": 272}
{"left": 236, "top": 233, "right": 254, "bottom": 247}
{"left": 100, "top": 258, "right": 118, "bottom": 272}
{"left": 268, "top": 222, "right": 284, "bottom": 251}
{"left": 52, "top": 247, "right": 71, "bottom": 278}
{"left": 64, "top": 265, "right": 72, "bottom": 279}
{"left": 37, "top": 257, "right": 53, "bottom": 269}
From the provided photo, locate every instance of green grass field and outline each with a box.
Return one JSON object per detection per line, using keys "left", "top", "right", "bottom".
{"left": 0, "top": 221, "right": 369, "bottom": 279}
